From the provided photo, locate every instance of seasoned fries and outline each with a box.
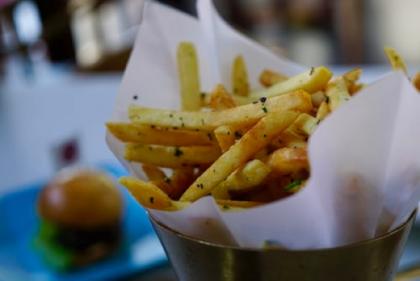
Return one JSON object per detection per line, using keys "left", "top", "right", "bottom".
{"left": 212, "top": 159, "right": 271, "bottom": 199}
{"left": 107, "top": 122, "right": 215, "bottom": 146}
{"left": 208, "top": 84, "right": 236, "bottom": 110}
{"left": 125, "top": 144, "right": 221, "bottom": 168}
{"left": 384, "top": 47, "right": 407, "bottom": 74}
{"left": 177, "top": 42, "right": 201, "bottom": 110}
{"left": 231, "top": 55, "right": 250, "bottom": 96}
{"left": 180, "top": 111, "right": 299, "bottom": 201}
{"left": 244, "top": 66, "right": 333, "bottom": 102}
{"left": 108, "top": 42, "right": 412, "bottom": 211}
{"left": 259, "top": 69, "right": 288, "bottom": 87}
{"left": 129, "top": 90, "right": 312, "bottom": 130}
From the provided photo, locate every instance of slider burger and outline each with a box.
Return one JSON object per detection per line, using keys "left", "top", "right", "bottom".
{"left": 36, "top": 169, "right": 123, "bottom": 270}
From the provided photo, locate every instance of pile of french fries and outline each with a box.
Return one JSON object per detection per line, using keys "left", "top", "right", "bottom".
{"left": 107, "top": 44, "right": 420, "bottom": 211}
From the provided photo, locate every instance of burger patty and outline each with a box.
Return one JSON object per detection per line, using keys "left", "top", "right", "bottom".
{"left": 54, "top": 223, "right": 121, "bottom": 252}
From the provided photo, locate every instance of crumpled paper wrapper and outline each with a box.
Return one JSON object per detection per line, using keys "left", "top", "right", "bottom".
{"left": 107, "top": 0, "right": 420, "bottom": 249}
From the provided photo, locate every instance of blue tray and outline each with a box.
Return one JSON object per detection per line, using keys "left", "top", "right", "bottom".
{"left": 0, "top": 163, "right": 167, "bottom": 281}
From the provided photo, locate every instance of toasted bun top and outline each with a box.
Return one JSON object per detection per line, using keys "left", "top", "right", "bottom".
{"left": 38, "top": 169, "right": 123, "bottom": 228}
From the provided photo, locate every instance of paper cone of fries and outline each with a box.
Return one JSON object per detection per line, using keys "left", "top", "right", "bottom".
{"left": 107, "top": 0, "right": 420, "bottom": 258}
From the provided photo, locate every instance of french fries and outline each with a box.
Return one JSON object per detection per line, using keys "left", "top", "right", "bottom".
{"left": 412, "top": 72, "right": 420, "bottom": 92}
{"left": 325, "top": 77, "right": 350, "bottom": 112}
{"left": 267, "top": 147, "right": 308, "bottom": 175}
{"left": 125, "top": 144, "right": 221, "bottom": 168}
{"left": 180, "top": 111, "right": 299, "bottom": 201}
{"left": 208, "top": 84, "right": 236, "bottom": 110}
{"left": 142, "top": 164, "right": 166, "bottom": 181}
{"left": 243, "top": 66, "right": 333, "bottom": 102}
{"left": 107, "top": 122, "right": 215, "bottom": 146}
{"left": 120, "top": 176, "right": 187, "bottom": 210}
{"left": 384, "top": 47, "right": 407, "bottom": 74}
{"left": 231, "top": 55, "right": 250, "bottom": 96}
{"left": 259, "top": 69, "right": 288, "bottom": 87}
{"left": 129, "top": 90, "right": 312, "bottom": 130}
{"left": 212, "top": 159, "right": 271, "bottom": 199}
{"left": 177, "top": 42, "right": 201, "bottom": 110}
{"left": 108, "top": 42, "right": 413, "bottom": 211}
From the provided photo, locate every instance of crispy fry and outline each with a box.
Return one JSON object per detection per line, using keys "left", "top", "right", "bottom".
{"left": 343, "top": 68, "right": 362, "bottom": 85}
{"left": 259, "top": 69, "right": 288, "bottom": 87}
{"left": 180, "top": 111, "right": 299, "bottom": 201}
{"left": 244, "top": 66, "right": 332, "bottom": 102}
{"left": 287, "top": 113, "right": 318, "bottom": 136}
{"left": 412, "top": 72, "right": 420, "bottom": 92}
{"left": 311, "top": 91, "right": 326, "bottom": 107}
{"left": 169, "top": 168, "right": 195, "bottom": 199}
{"left": 326, "top": 77, "right": 350, "bottom": 112}
{"left": 124, "top": 144, "right": 221, "bottom": 168}
{"left": 119, "top": 177, "right": 186, "bottom": 210}
{"left": 212, "top": 159, "right": 271, "bottom": 199}
{"left": 349, "top": 83, "right": 365, "bottom": 95}
{"left": 142, "top": 164, "right": 166, "bottom": 181}
{"left": 177, "top": 42, "right": 201, "bottom": 110}
{"left": 267, "top": 147, "right": 308, "bottom": 175}
{"left": 216, "top": 199, "right": 262, "bottom": 209}
{"left": 384, "top": 47, "right": 407, "bottom": 74}
{"left": 129, "top": 88, "right": 312, "bottom": 131}
{"left": 129, "top": 90, "right": 312, "bottom": 130}
{"left": 107, "top": 122, "right": 215, "bottom": 146}
{"left": 231, "top": 55, "right": 250, "bottom": 96}
{"left": 209, "top": 84, "right": 236, "bottom": 110}
{"left": 316, "top": 101, "right": 330, "bottom": 121}
{"left": 213, "top": 124, "right": 251, "bottom": 152}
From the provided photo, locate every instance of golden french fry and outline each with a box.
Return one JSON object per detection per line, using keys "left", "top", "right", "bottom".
{"left": 107, "top": 122, "right": 215, "bottom": 146}
{"left": 267, "top": 147, "right": 308, "bottom": 175}
{"left": 129, "top": 90, "right": 312, "bottom": 130}
{"left": 231, "top": 55, "right": 250, "bottom": 96}
{"left": 142, "top": 164, "right": 166, "bottom": 181}
{"left": 316, "top": 101, "right": 330, "bottom": 121}
{"left": 119, "top": 177, "right": 180, "bottom": 210}
{"left": 216, "top": 199, "right": 262, "bottom": 210}
{"left": 343, "top": 68, "right": 362, "bottom": 84}
{"left": 311, "top": 91, "right": 326, "bottom": 107}
{"left": 287, "top": 113, "right": 318, "bottom": 136}
{"left": 209, "top": 84, "right": 236, "bottom": 110}
{"left": 326, "top": 77, "right": 350, "bottom": 112}
{"left": 212, "top": 159, "right": 271, "bottom": 199}
{"left": 169, "top": 168, "right": 196, "bottom": 199}
{"left": 259, "top": 69, "right": 288, "bottom": 87}
{"left": 180, "top": 110, "right": 299, "bottom": 202}
{"left": 245, "top": 66, "right": 332, "bottom": 102}
{"left": 349, "top": 83, "right": 365, "bottom": 95}
{"left": 412, "top": 72, "right": 420, "bottom": 92}
{"left": 177, "top": 42, "right": 201, "bottom": 110}
{"left": 384, "top": 47, "right": 407, "bottom": 74}
{"left": 213, "top": 124, "right": 251, "bottom": 152}
{"left": 124, "top": 144, "right": 221, "bottom": 168}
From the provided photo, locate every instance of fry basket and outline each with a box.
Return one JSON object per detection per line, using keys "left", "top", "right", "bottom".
{"left": 151, "top": 211, "right": 416, "bottom": 281}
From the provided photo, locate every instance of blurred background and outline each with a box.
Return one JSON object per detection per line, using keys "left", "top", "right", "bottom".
{"left": 1, "top": 0, "right": 420, "bottom": 280}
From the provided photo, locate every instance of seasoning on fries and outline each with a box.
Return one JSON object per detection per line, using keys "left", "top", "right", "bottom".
{"left": 107, "top": 43, "right": 415, "bottom": 211}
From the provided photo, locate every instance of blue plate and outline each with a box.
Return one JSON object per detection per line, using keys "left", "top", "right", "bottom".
{"left": 0, "top": 163, "right": 167, "bottom": 281}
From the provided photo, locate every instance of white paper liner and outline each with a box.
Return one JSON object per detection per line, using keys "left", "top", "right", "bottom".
{"left": 107, "top": 0, "right": 420, "bottom": 249}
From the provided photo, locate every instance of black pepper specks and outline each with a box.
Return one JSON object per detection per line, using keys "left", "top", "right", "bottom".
{"left": 259, "top": 97, "right": 267, "bottom": 103}
{"left": 133, "top": 95, "right": 138, "bottom": 100}
{"left": 310, "top": 67, "right": 315, "bottom": 75}
{"left": 207, "top": 133, "right": 213, "bottom": 141}
{"left": 234, "top": 131, "right": 242, "bottom": 139}
{"left": 174, "top": 147, "right": 183, "bottom": 157}
{"left": 150, "top": 197, "right": 155, "bottom": 204}
{"left": 196, "top": 183, "right": 204, "bottom": 189}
